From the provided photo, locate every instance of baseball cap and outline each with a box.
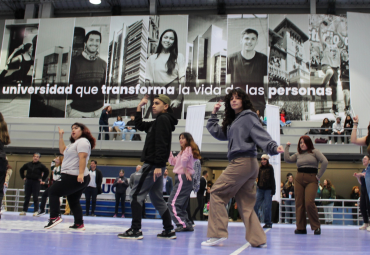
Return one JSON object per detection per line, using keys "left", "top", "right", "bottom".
{"left": 155, "top": 94, "right": 173, "bottom": 113}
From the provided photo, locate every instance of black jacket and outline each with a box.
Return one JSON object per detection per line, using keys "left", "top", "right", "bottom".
{"left": 283, "top": 184, "right": 295, "bottom": 198}
{"left": 19, "top": 161, "right": 49, "bottom": 181}
{"left": 99, "top": 109, "right": 109, "bottom": 125}
{"left": 164, "top": 176, "right": 173, "bottom": 194}
{"left": 197, "top": 177, "right": 207, "bottom": 197}
{"left": 257, "top": 164, "right": 276, "bottom": 195}
{"left": 88, "top": 168, "right": 103, "bottom": 194}
{"left": 135, "top": 111, "right": 178, "bottom": 168}
{"left": 113, "top": 176, "right": 129, "bottom": 194}
{"left": 321, "top": 123, "right": 332, "bottom": 135}
{"left": 125, "top": 119, "right": 136, "bottom": 129}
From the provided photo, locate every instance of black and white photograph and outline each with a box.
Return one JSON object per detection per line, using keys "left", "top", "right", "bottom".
{"left": 268, "top": 14, "right": 310, "bottom": 121}
{"left": 184, "top": 14, "right": 228, "bottom": 118}
{"left": 309, "top": 15, "right": 350, "bottom": 120}
{"left": 227, "top": 15, "right": 268, "bottom": 116}
{"left": 28, "top": 18, "right": 74, "bottom": 117}
{"left": 66, "top": 17, "right": 111, "bottom": 118}
{"left": 0, "top": 19, "right": 39, "bottom": 118}
{"left": 143, "top": 15, "right": 188, "bottom": 119}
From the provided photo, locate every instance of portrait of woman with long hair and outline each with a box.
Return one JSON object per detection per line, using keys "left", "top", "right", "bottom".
{"left": 145, "top": 29, "right": 185, "bottom": 119}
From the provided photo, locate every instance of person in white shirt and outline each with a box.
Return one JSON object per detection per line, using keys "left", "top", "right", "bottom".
{"left": 84, "top": 160, "right": 103, "bottom": 216}
{"left": 332, "top": 117, "right": 344, "bottom": 144}
{"left": 44, "top": 123, "right": 95, "bottom": 231}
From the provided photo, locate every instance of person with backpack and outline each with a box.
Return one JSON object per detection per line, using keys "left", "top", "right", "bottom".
{"left": 167, "top": 132, "right": 201, "bottom": 232}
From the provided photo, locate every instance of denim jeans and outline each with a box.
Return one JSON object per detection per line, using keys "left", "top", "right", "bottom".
{"left": 323, "top": 202, "right": 334, "bottom": 223}
{"left": 254, "top": 189, "right": 272, "bottom": 225}
{"left": 285, "top": 199, "right": 296, "bottom": 223}
{"left": 122, "top": 129, "right": 136, "bottom": 140}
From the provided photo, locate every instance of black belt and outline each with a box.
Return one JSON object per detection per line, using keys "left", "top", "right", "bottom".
{"left": 297, "top": 168, "right": 318, "bottom": 174}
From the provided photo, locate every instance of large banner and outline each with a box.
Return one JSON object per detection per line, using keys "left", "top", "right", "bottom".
{"left": 0, "top": 14, "right": 351, "bottom": 120}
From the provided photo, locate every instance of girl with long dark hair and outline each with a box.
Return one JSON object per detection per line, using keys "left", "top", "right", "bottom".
{"left": 98, "top": 105, "right": 112, "bottom": 140}
{"left": 4, "top": 43, "right": 34, "bottom": 84}
{"left": 145, "top": 29, "right": 185, "bottom": 119}
{"left": 44, "top": 123, "right": 96, "bottom": 230}
{"left": 284, "top": 135, "right": 328, "bottom": 235}
{"left": 321, "top": 179, "right": 336, "bottom": 224}
{"left": 168, "top": 132, "right": 201, "bottom": 232}
{"left": 202, "top": 88, "right": 284, "bottom": 247}
{"left": 351, "top": 115, "right": 370, "bottom": 201}
{"left": 0, "top": 112, "right": 10, "bottom": 218}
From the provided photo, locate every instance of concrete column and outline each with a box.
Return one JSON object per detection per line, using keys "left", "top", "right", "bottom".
{"left": 149, "top": 0, "right": 157, "bottom": 15}
{"left": 40, "top": 2, "right": 54, "bottom": 18}
{"left": 24, "top": 4, "right": 37, "bottom": 19}
{"left": 310, "top": 0, "right": 316, "bottom": 14}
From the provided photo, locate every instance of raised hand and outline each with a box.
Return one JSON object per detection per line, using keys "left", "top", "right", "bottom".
{"left": 212, "top": 100, "right": 223, "bottom": 114}
{"left": 277, "top": 145, "right": 284, "bottom": 153}
{"left": 286, "top": 142, "right": 291, "bottom": 146}
{"left": 139, "top": 94, "right": 149, "bottom": 107}
{"left": 58, "top": 127, "right": 64, "bottom": 137}
{"left": 353, "top": 115, "right": 359, "bottom": 123}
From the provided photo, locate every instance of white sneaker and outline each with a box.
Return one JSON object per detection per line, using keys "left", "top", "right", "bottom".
{"left": 19, "top": 211, "right": 26, "bottom": 216}
{"left": 342, "top": 142, "right": 344, "bottom": 144}
{"left": 367, "top": 226, "right": 370, "bottom": 231}
{"left": 113, "top": 138, "right": 115, "bottom": 140}
{"left": 33, "top": 212, "right": 38, "bottom": 216}
{"left": 359, "top": 223, "right": 369, "bottom": 230}
{"left": 328, "top": 140, "right": 332, "bottom": 144}
{"left": 335, "top": 142, "right": 337, "bottom": 144}
{"left": 121, "top": 139, "right": 125, "bottom": 141}
{"left": 201, "top": 237, "right": 227, "bottom": 246}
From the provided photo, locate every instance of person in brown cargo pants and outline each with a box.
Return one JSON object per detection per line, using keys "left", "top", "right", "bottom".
{"left": 284, "top": 136, "right": 328, "bottom": 235}
{"left": 202, "top": 88, "right": 284, "bottom": 247}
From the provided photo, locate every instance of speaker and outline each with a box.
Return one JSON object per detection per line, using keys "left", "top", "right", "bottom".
{"left": 217, "top": 3, "right": 226, "bottom": 15}
{"left": 14, "top": 8, "right": 25, "bottom": 19}
{"left": 112, "top": 5, "right": 121, "bottom": 16}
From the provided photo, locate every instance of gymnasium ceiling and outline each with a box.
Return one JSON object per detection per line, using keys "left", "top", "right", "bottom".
{"left": 0, "top": 0, "right": 369, "bottom": 17}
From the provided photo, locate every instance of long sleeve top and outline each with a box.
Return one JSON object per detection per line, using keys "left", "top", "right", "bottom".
{"left": 320, "top": 187, "right": 336, "bottom": 205}
{"left": 320, "top": 124, "right": 332, "bottom": 135}
{"left": 168, "top": 147, "right": 196, "bottom": 175}
{"left": 256, "top": 164, "right": 276, "bottom": 195}
{"left": 207, "top": 110, "right": 278, "bottom": 161}
{"left": 332, "top": 122, "right": 344, "bottom": 133}
{"left": 284, "top": 145, "right": 328, "bottom": 178}
{"left": 113, "top": 176, "right": 129, "bottom": 194}
{"left": 112, "top": 120, "right": 125, "bottom": 130}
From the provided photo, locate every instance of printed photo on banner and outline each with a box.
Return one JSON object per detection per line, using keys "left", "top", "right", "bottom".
{"left": 184, "top": 15, "right": 227, "bottom": 118}
{"left": 0, "top": 19, "right": 39, "bottom": 118}
{"left": 66, "top": 17, "right": 111, "bottom": 118}
{"left": 28, "top": 18, "right": 75, "bottom": 117}
{"left": 309, "top": 15, "right": 350, "bottom": 121}
{"left": 227, "top": 15, "right": 268, "bottom": 116}
{"left": 268, "top": 14, "right": 310, "bottom": 122}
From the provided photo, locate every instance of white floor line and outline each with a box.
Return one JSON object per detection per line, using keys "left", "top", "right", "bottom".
{"left": 229, "top": 228, "right": 271, "bottom": 255}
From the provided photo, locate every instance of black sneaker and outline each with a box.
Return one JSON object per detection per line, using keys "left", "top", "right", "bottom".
{"left": 175, "top": 225, "right": 194, "bottom": 232}
{"left": 157, "top": 230, "right": 176, "bottom": 239}
{"left": 118, "top": 228, "right": 143, "bottom": 240}
{"left": 44, "top": 216, "right": 63, "bottom": 229}
{"left": 294, "top": 229, "right": 307, "bottom": 234}
{"left": 36, "top": 210, "right": 46, "bottom": 217}
{"left": 314, "top": 228, "right": 321, "bottom": 235}
{"left": 69, "top": 223, "right": 85, "bottom": 231}
{"left": 263, "top": 224, "right": 272, "bottom": 228}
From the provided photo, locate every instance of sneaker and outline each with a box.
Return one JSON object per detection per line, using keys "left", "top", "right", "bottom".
{"left": 359, "top": 223, "right": 368, "bottom": 230}
{"left": 367, "top": 226, "right": 370, "bottom": 231}
{"left": 44, "top": 216, "right": 63, "bottom": 229}
{"left": 35, "top": 210, "right": 46, "bottom": 217}
{"left": 294, "top": 229, "right": 307, "bottom": 234}
{"left": 157, "top": 230, "right": 177, "bottom": 239}
{"left": 33, "top": 212, "right": 39, "bottom": 216}
{"left": 121, "top": 139, "right": 125, "bottom": 141}
{"left": 314, "top": 228, "right": 321, "bottom": 235}
{"left": 118, "top": 228, "right": 143, "bottom": 240}
{"left": 263, "top": 224, "right": 272, "bottom": 228}
{"left": 201, "top": 237, "right": 227, "bottom": 246}
{"left": 328, "top": 140, "right": 332, "bottom": 144}
{"left": 69, "top": 223, "right": 85, "bottom": 231}
{"left": 342, "top": 142, "right": 344, "bottom": 144}
{"left": 254, "top": 243, "right": 267, "bottom": 248}
{"left": 91, "top": 213, "right": 96, "bottom": 217}
{"left": 19, "top": 211, "right": 26, "bottom": 216}
{"left": 335, "top": 142, "right": 337, "bottom": 144}
{"left": 175, "top": 225, "right": 194, "bottom": 232}
{"left": 121, "top": 214, "right": 125, "bottom": 218}
{"left": 113, "top": 214, "right": 117, "bottom": 218}
{"left": 192, "top": 224, "right": 196, "bottom": 227}
{"left": 113, "top": 138, "right": 116, "bottom": 140}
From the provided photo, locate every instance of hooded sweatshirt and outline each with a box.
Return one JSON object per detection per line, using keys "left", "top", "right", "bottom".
{"left": 207, "top": 109, "right": 278, "bottom": 161}
{"left": 135, "top": 111, "right": 178, "bottom": 168}
{"left": 168, "top": 146, "right": 196, "bottom": 175}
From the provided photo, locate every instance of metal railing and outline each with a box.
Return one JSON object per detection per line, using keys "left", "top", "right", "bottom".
{"left": 280, "top": 198, "right": 363, "bottom": 225}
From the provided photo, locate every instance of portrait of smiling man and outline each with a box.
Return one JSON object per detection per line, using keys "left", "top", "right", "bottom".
{"left": 67, "top": 30, "right": 107, "bottom": 117}
{"left": 227, "top": 28, "right": 268, "bottom": 116}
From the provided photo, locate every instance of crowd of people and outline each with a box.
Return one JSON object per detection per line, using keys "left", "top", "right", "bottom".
{"left": 2, "top": 86, "right": 370, "bottom": 251}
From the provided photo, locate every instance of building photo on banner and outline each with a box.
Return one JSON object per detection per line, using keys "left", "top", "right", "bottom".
{"left": 0, "top": 14, "right": 352, "bottom": 122}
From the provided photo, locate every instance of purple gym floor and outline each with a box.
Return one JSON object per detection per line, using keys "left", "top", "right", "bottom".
{"left": 0, "top": 212, "right": 369, "bottom": 255}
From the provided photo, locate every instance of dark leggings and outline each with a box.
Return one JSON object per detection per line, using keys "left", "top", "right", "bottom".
{"left": 115, "top": 192, "right": 126, "bottom": 215}
{"left": 192, "top": 194, "right": 204, "bottom": 220}
{"left": 98, "top": 126, "right": 109, "bottom": 140}
{"left": 186, "top": 196, "right": 194, "bottom": 224}
{"left": 360, "top": 187, "right": 370, "bottom": 224}
{"left": 49, "top": 174, "right": 89, "bottom": 224}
